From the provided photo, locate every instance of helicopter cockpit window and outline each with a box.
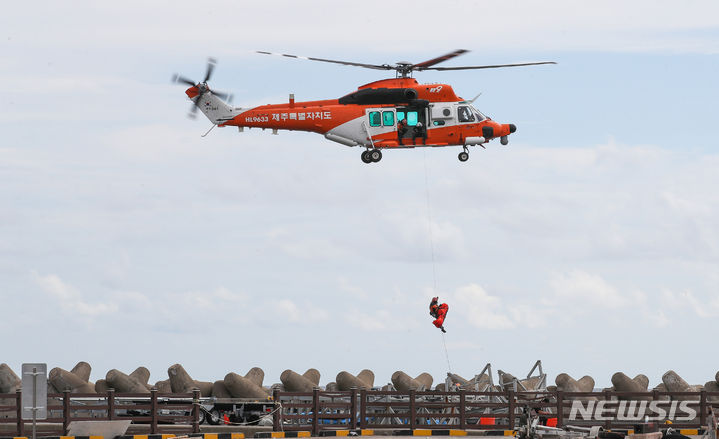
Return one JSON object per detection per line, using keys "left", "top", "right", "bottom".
{"left": 457, "top": 105, "right": 475, "bottom": 123}
{"left": 471, "top": 106, "right": 486, "bottom": 122}
{"left": 382, "top": 111, "right": 395, "bottom": 126}
{"left": 369, "top": 111, "right": 382, "bottom": 127}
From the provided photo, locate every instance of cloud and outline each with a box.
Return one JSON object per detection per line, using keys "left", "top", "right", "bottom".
{"left": 550, "top": 270, "right": 627, "bottom": 308}
{"left": 266, "top": 299, "right": 328, "bottom": 324}
{"left": 33, "top": 272, "right": 118, "bottom": 317}
{"left": 452, "top": 284, "right": 515, "bottom": 330}
{"left": 5, "top": 1, "right": 719, "bottom": 54}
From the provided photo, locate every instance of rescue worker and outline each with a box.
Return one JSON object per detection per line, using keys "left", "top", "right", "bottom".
{"left": 429, "top": 296, "right": 448, "bottom": 333}
{"left": 397, "top": 118, "right": 408, "bottom": 145}
{"left": 412, "top": 121, "right": 425, "bottom": 145}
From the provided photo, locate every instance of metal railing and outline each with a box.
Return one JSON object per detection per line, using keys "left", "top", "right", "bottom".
{"left": 0, "top": 389, "right": 200, "bottom": 436}
{"left": 272, "top": 389, "right": 719, "bottom": 435}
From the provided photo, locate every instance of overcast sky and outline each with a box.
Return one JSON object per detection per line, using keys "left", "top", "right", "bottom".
{"left": 1, "top": 1, "right": 718, "bottom": 390}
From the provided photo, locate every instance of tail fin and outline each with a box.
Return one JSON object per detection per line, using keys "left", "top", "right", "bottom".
{"left": 192, "top": 92, "right": 236, "bottom": 125}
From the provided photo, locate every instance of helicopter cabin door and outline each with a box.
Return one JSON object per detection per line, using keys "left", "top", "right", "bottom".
{"left": 365, "top": 109, "right": 397, "bottom": 144}
{"left": 396, "top": 107, "right": 427, "bottom": 144}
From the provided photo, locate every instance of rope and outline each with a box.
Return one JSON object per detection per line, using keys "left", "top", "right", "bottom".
{"left": 423, "top": 150, "right": 453, "bottom": 374}
{"left": 442, "top": 332, "right": 452, "bottom": 373}
{"left": 423, "top": 150, "right": 437, "bottom": 292}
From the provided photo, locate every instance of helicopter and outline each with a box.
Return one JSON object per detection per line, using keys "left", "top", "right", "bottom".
{"left": 173, "top": 50, "right": 555, "bottom": 163}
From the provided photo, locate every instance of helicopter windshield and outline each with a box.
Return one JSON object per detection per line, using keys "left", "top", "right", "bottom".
{"left": 470, "top": 105, "right": 486, "bottom": 122}
{"left": 457, "top": 104, "right": 486, "bottom": 123}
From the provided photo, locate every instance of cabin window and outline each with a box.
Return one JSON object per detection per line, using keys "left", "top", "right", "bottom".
{"left": 369, "top": 111, "right": 382, "bottom": 127}
{"left": 457, "top": 105, "right": 475, "bottom": 123}
{"left": 406, "top": 111, "right": 418, "bottom": 126}
{"left": 433, "top": 120, "right": 445, "bottom": 126}
{"left": 382, "top": 111, "right": 395, "bottom": 126}
{"left": 397, "top": 111, "right": 405, "bottom": 122}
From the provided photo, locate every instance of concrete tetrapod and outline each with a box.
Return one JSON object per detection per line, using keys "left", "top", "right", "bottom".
{"left": 415, "top": 373, "right": 433, "bottom": 390}
{"left": 611, "top": 372, "right": 649, "bottom": 400}
{"left": 303, "top": 369, "right": 321, "bottom": 386}
{"left": 280, "top": 369, "right": 318, "bottom": 392}
{"left": 0, "top": 364, "right": 21, "bottom": 393}
{"left": 716, "top": 371, "right": 719, "bottom": 385}
{"left": 336, "top": 370, "right": 374, "bottom": 390}
{"left": 556, "top": 373, "right": 595, "bottom": 400}
{"left": 577, "top": 376, "right": 595, "bottom": 392}
{"left": 663, "top": 371, "right": 700, "bottom": 401}
{"left": 168, "top": 364, "right": 195, "bottom": 393}
{"left": 325, "top": 382, "right": 338, "bottom": 391}
{"left": 167, "top": 364, "right": 212, "bottom": 396}
{"left": 212, "top": 380, "right": 232, "bottom": 398}
{"left": 195, "top": 381, "right": 213, "bottom": 397}
{"left": 391, "top": 371, "right": 430, "bottom": 391}
{"left": 556, "top": 373, "right": 580, "bottom": 391}
{"left": 95, "top": 379, "right": 109, "bottom": 393}
{"left": 224, "top": 372, "right": 270, "bottom": 398}
{"left": 245, "top": 367, "right": 265, "bottom": 387}
{"left": 704, "top": 381, "right": 719, "bottom": 402}
{"left": 154, "top": 379, "right": 172, "bottom": 392}
{"left": 49, "top": 367, "right": 95, "bottom": 393}
{"left": 357, "top": 370, "right": 375, "bottom": 388}
{"left": 662, "top": 370, "right": 690, "bottom": 392}
{"left": 106, "top": 369, "right": 150, "bottom": 393}
{"left": 129, "top": 367, "right": 151, "bottom": 386}
{"left": 71, "top": 362, "right": 92, "bottom": 383}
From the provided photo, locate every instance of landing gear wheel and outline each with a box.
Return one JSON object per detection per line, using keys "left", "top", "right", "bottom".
{"left": 361, "top": 150, "right": 372, "bottom": 163}
{"left": 458, "top": 151, "right": 469, "bottom": 162}
{"left": 370, "top": 149, "right": 382, "bottom": 162}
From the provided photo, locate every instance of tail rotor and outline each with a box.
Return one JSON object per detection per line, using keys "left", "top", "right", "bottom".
{"left": 172, "top": 57, "right": 232, "bottom": 119}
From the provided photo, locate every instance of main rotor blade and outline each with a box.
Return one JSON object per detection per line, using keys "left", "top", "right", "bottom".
{"left": 418, "top": 61, "right": 557, "bottom": 71}
{"left": 212, "top": 90, "right": 231, "bottom": 101}
{"left": 256, "top": 51, "right": 393, "bottom": 71}
{"left": 411, "top": 49, "right": 470, "bottom": 69}
{"left": 204, "top": 57, "right": 217, "bottom": 82}
{"left": 173, "top": 74, "right": 196, "bottom": 86}
{"left": 189, "top": 93, "right": 203, "bottom": 118}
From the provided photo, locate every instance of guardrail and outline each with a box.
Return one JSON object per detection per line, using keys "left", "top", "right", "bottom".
{"left": 272, "top": 389, "right": 719, "bottom": 435}
{"left": 0, "top": 389, "right": 200, "bottom": 436}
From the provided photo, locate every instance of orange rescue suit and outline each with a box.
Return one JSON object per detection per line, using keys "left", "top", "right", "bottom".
{"left": 429, "top": 297, "right": 449, "bottom": 329}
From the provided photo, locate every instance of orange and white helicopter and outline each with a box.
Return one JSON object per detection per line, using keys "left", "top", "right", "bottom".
{"left": 173, "top": 50, "right": 555, "bottom": 163}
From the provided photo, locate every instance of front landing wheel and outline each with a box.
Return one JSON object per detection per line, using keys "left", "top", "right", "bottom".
{"left": 458, "top": 151, "right": 469, "bottom": 162}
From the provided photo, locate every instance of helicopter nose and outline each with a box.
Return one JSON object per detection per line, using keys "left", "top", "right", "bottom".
{"left": 509, "top": 123, "right": 517, "bottom": 133}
